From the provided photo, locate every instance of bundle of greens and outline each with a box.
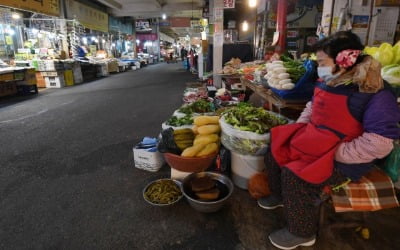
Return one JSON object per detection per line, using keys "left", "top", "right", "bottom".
{"left": 179, "top": 99, "right": 215, "bottom": 115}
{"left": 222, "top": 103, "right": 287, "bottom": 134}
{"left": 281, "top": 55, "right": 306, "bottom": 83}
{"left": 165, "top": 115, "right": 193, "bottom": 127}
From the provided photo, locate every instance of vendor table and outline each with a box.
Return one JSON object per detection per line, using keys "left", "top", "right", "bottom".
{"left": 241, "top": 78, "right": 307, "bottom": 112}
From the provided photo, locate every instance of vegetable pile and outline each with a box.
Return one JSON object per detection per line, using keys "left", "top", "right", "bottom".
{"left": 166, "top": 115, "right": 193, "bottom": 127}
{"left": 364, "top": 41, "right": 400, "bottom": 66}
{"left": 179, "top": 99, "right": 215, "bottom": 115}
{"left": 264, "top": 56, "right": 305, "bottom": 90}
{"left": 381, "top": 64, "right": 400, "bottom": 86}
{"left": 222, "top": 103, "right": 287, "bottom": 134}
{"left": 144, "top": 179, "right": 182, "bottom": 205}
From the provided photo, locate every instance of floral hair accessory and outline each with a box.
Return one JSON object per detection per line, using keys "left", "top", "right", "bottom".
{"left": 335, "top": 49, "right": 362, "bottom": 68}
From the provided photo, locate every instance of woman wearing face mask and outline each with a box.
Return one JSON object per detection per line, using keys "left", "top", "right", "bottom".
{"left": 258, "top": 31, "right": 400, "bottom": 249}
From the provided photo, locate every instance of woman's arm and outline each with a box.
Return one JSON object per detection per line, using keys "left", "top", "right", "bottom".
{"left": 335, "top": 90, "right": 400, "bottom": 163}
{"left": 296, "top": 101, "right": 313, "bottom": 123}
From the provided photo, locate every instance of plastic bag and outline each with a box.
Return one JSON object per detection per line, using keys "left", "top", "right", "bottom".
{"left": 383, "top": 141, "right": 400, "bottom": 182}
{"left": 219, "top": 116, "right": 271, "bottom": 155}
{"left": 157, "top": 128, "right": 181, "bottom": 155}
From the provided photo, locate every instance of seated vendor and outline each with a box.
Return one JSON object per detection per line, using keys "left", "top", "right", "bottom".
{"left": 259, "top": 31, "right": 400, "bottom": 249}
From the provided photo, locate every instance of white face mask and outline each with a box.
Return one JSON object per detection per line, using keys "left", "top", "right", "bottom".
{"left": 317, "top": 66, "right": 340, "bottom": 82}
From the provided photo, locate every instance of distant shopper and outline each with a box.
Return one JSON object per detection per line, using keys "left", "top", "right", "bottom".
{"left": 180, "top": 47, "right": 187, "bottom": 61}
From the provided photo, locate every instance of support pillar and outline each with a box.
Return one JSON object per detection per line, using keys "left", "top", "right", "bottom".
{"left": 211, "top": 0, "right": 223, "bottom": 88}
{"left": 275, "top": 0, "right": 287, "bottom": 54}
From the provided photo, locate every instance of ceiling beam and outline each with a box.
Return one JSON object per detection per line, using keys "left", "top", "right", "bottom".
{"left": 96, "top": 0, "right": 122, "bottom": 9}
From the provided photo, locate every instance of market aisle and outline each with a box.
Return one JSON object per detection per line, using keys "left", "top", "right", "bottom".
{"left": 0, "top": 63, "right": 239, "bottom": 249}
{"left": 1, "top": 63, "right": 400, "bottom": 250}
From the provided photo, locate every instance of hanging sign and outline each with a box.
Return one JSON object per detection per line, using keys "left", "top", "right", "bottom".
{"left": 0, "top": 0, "right": 60, "bottom": 17}
{"left": 224, "top": 0, "right": 235, "bottom": 9}
{"left": 65, "top": 0, "right": 109, "bottom": 32}
{"left": 136, "top": 20, "right": 152, "bottom": 32}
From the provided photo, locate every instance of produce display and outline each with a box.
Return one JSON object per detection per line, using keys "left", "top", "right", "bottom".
{"left": 179, "top": 99, "right": 215, "bottom": 115}
{"left": 183, "top": 87, "right": 209, "bottom": 103}
{"left": 381, "top": 64, "right": 400, "bottom": 86}
{"left": 144, "top": 179, "right": 182, "bottom": 205}
{"left": 364, "top": 41, "right": 400, "bottom": 67}
{"left": 190, "top": 176, "right": 220, "bottom": 201}
{"left": 222, "top": 103, "right": 287, "bottom": 134}
{"left": 219, "top": 103, "right": 288, "bottom": 155}
{"left": 165, "top": 115, "right": 193, "bottom": 127}
{"left": 173, "top": 128, "right": 195, "bottom": 151}
{"left": 181, "top": 116, "right": 221, "bottom": 157}
{"left": 264, "top": 56, "right": 306, "bottom": 90}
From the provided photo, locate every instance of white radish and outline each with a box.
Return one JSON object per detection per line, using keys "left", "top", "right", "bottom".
{"left": 278, "top": 73, "right": 290, "bottom": 80}
{"left": 273, "top": 67, "right": 287, "bottom": 74}
{"left": 272, "top": 60, "right": 283, "bottom": 65}
{"left": 279, "top": 79, "right": 292, "bottom": 85}
{"left": 282, "top": 83, "right": 295, "bottom": 90}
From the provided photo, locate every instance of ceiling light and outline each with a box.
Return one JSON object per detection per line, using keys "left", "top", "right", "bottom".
{"left": 11, "top": 12, "right": 21, "bottom": 20}
{"left": 82, "top": 37, "right": 88, "bottom": 44}
{"left": 136, "top": 39, "right": 140, "bottom": 44}
{"left": 162, "top": 14, "right": 167, "bottom": 20}
{"left": 242, "top": 21, "right": 249, "bottom": 32}
{"left": 91, "top": 36, "right": 96, "bottom": 41}
{"left": 249, "top": 0, "right": 257, "bottom": 8}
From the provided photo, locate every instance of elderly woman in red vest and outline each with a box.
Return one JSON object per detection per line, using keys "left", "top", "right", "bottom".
{"left": 259, "top": 31, "right": 400, "bottom": 249}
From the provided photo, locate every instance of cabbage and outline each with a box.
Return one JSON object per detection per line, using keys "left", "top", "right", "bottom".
{"left": 392, "top": 44, "right": 400, "bottom": 64}
{"left": 381, "top": 64, "right": 400, "bottom": 86}
{"left": 374, "top": 48, "right": 393, "bottom": 66}
{"left": 364, "top": 46, "right": 378, "bottom": 56}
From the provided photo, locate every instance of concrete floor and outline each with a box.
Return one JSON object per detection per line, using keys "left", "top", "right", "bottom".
{"left": 0, "top": 63, "right": 399, "bottom": 250}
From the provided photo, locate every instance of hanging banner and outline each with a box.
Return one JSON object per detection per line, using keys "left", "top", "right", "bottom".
{"left": 0, "top": 0, "right": 60, "bottom": 17}
{"left": 224, "top": 0, "right": 235, "bottom": 9}
{"left": 65, "top": 0, "right": 108, "bottom": 33}
{"left": 109, "top": 16, "right": 133, "bottom": 34}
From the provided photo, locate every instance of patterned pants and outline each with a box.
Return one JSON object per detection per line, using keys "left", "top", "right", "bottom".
{"left": 265, "top": 151, "right": 346, "bottom": 237}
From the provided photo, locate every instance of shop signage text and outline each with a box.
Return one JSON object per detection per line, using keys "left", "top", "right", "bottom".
{"left": 66, "top": 0, "right": 108, "bottom": 33}
{"left": 224, "top": 0, "right": 235, "bottom": 9}
{"left": 0, "top": 0, "right": 60, "bottom": 17}
{"left": 136, "top": 20, "right": 152, "bottom": 32}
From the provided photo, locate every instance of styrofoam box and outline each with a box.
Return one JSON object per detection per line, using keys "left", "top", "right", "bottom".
{"left": 45, "top": 76, "right": 65, "bottom": 88}
{"left": 133, "top": 147, "right": 164, "bottom": 172}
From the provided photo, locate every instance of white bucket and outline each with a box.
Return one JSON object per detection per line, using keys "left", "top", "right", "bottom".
{"left": 131, "top": 66, "right": 137, "bottom": 70}
{"left": 231, "top": 151, "right": 265, "bottom": 190}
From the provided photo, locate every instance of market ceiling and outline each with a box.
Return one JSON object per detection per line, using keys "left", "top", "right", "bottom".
{"left": 96, "top": 0, "right": 205, "bottom": 19}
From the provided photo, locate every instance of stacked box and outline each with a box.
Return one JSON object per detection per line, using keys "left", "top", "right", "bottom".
{"left": 64, "top": 70, "right": 74, "bottom": 86}
{"left": 37, "top": 60, "right": 64, "bottom": 72}
{"left": 0, "top": 82, "right": 17, "bottom": 97}
{"left": 36, "top": 72, "right": 46, "bottom": 88}
{"left": 45, "top": 75, "right": 65, "bottom": 88}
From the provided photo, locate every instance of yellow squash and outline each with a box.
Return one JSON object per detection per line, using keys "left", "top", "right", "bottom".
{"left": 196, "top": 143, "right": 219, "bottom": 157}
{"left": 197, "top": 124, "right": 221, "bottom": 135}
{"left": 194, "top": 116, "right": 220, "bottom": 126}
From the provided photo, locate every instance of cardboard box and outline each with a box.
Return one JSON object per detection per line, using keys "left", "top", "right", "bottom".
{"left": 45, "top": 76, "right": 65, "bottom": 88}
{"left": 375, "top": 0, "right": 400, "bottom": 6}
{"left": 64, "top": 70, "right": 74, "bottom": 86}
{"left": 36, "top": 72, "right": 46, "bottom": 88}
{"left": 133, "top": 146, "right": 164, "bottom": 172}
{"left": 0, "top": 82, "right": 17, "bottom": 97}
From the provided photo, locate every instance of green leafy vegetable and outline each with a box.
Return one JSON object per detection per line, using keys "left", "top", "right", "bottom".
{"left": 179, "top": 99, "right": 215, "bottom": 114}
{"left": 222, "top": 103, "right": 287, "bottom": 134}
{"left": 381, "top": 64, "right": 400, "bottom": 86}
{"left": 281, "top": 55, "right": 306, "bottom": 83}
{"left": 166, "top": 115, "right": 193, "bottom": 127}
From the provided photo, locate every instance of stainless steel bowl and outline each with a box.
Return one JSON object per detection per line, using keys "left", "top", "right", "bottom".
{"left": 181, "top": 172, "right": 234, "bottom": 213}
{"left": 143, "top": 178, "right": 183, "bottom": 206}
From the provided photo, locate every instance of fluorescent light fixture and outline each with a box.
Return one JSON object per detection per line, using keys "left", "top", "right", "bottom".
{"left": 249, "top": 0, "right": 257, "bottom": 8}
{"left": 102, "top": 39, "right": 106, "bottom": 43}
{"left": 162, "top": 13, "right": 167, "bottom": 20}
{"left": 82, "top": 37, "right": 88, "bottom": 44}
{"left": 242, "top": 21, "right": 249, "bottom": 32}
{"left": 6, "top": 28, "right": 15, "bottom": 35}
{"left": 136, "top": 39, "right": 140, "bottom": 44}
{"left": 12, "top": 12, "right": 21, "bottom": 19}
{"left": 112, "top": 43, "right": 116, "bottom": 47}
{"left": 91, "top": 36, "right": 96, "bottom": 41}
